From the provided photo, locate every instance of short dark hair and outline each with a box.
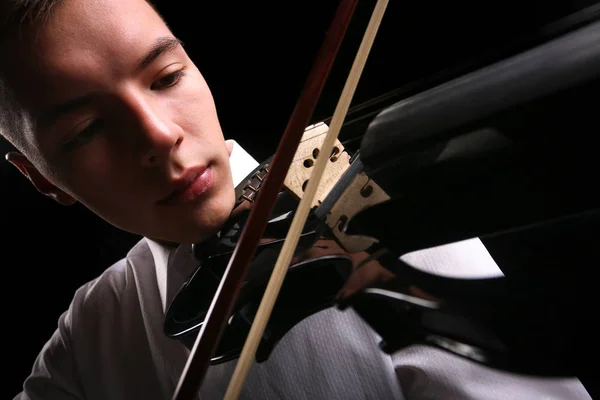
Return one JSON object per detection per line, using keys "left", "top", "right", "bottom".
{"left": 1, "top": 0, "right": 158, "bottom": 34}
{"left": 0, "top": 0, "right": 62, "bottom": 38}
{"left": 0, "top": 0, "right": 65, "bottom": 159}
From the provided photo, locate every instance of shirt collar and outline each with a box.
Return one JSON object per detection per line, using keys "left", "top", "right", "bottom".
{"left": 147, "top": 140, "right": 259, "bottom": 313}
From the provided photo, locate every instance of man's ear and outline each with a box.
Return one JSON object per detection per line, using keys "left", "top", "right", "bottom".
{"left": 5, "top": 151, "right": 77, "bottom": 206}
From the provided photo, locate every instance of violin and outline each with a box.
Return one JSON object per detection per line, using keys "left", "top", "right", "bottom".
{"left": 164, "top": 121, "right": 391, "bottom": 364}
{"left": 167, "top": 1, "right": 391, "bottom": 398}
{"left": 167, "top": 1, "right": 600, "bottom": 398}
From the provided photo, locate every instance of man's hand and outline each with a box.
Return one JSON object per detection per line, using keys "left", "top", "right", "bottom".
{"left": 291, "top": 238, "right": 396, "bottom": 301}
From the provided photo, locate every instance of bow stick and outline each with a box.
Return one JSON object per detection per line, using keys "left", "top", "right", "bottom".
{"left": 224, "top": 0, "right": 389, "bottom": 398}
{"left": 172, "top": 2, "right": 359, "bottom": 399}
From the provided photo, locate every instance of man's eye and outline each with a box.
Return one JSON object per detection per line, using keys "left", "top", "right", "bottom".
{"left": 151, "top": 70, "right": 186, "bottom": 90}
{"left": 63, "top": 120, "right": 104, "bottom": 151}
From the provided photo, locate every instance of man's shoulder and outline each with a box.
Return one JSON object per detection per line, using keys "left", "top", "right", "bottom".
{"left": 70, "top": 238, "right": 153, "bottom": 320}
{"left": 19, "top": 239, "right": 173, "bottom": 399}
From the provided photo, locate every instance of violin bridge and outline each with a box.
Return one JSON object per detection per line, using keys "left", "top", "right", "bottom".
{"left": 283, "top": 122, "right": 351, "bottom": 209}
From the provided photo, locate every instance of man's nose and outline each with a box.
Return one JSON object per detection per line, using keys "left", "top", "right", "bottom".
{"left": 133, "top": 98, "right": 184, "bottom": 167}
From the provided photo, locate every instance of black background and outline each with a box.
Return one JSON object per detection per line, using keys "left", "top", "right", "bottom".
{"left": 1, "top": 0, "right": 596, "bottom": 397}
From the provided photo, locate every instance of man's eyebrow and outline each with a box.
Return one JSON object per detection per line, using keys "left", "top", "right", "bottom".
{"left": 137, "top": 36, "right": 184, "bottom": 72}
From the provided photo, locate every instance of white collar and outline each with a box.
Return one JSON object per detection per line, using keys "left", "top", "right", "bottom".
{"left": 147, "top": 140, "right": 259, "bottom": 313}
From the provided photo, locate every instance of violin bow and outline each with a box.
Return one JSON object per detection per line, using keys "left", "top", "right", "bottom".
{"left": 172, "top": 1, "right": 359, "bottom": 399}
{"left": 224, "top": 0, "right": 389, "bottom": 398}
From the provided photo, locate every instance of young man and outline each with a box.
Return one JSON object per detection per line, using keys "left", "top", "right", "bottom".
{"left": 1, "top": 0, "right": 591, "bottom": 399}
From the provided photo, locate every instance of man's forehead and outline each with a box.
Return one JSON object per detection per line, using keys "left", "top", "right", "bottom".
{"left": 6, "top": 0, "right": 173, "bottom": 111}
{"left": 39, "top": 0, "right": 170, "bottom": 58}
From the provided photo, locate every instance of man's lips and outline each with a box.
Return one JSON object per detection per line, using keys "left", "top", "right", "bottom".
{"left": 158, "top": 166, "right": 214, "bottom": 205}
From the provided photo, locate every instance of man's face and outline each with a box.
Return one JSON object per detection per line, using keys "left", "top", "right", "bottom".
{"left": 5, "top": 0, "right": 236, "bottom": 243}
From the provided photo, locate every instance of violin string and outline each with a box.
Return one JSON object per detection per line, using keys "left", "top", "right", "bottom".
{"left": 291, "top": 109, "right": 381, "bottom": 164}
{"left": 290, "top": 129, "right": 354, "bottom": 164}
{"left": 291, "top": 98, "right": 388, "bottom": 163}
{"left": 355, "top": 247, "right": 391, "bottom": 270}
{"left": 223, "top": 1, "right": 390, "bottom": 398}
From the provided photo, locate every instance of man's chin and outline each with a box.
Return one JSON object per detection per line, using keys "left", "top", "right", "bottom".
{"left": 185, "top": 208, "right": 233, "bottom": 243}
{"left": 155, "top": 184, "right": 236, "bottom": 244}
{"left": 152, "top": 229, "right": 216, "bottom": 247}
